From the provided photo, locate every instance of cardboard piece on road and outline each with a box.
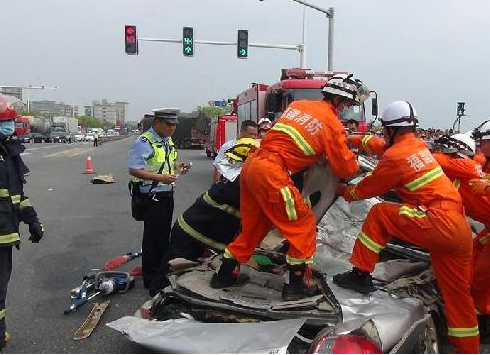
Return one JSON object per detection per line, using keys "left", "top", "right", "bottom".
{"left": 90, "top": 173, "right": 115, "bottom": 184}
{"left": 74, "top": 301, "right": 110, "bottom": 340}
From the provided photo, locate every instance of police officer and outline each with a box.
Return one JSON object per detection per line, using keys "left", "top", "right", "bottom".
{"left": 0, "top": 95, "right": 43, "bottom": 353}
{"left": 128, "top": 108, "right": 189, "bottom": 288}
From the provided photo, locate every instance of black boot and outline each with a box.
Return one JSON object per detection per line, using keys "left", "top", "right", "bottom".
{"left": 282, "top": 264, "right": 320, "bottom": 301}
{"left": 210, "top": 257, "right": 249, "bottom": 289}
{"left": 478, "top": 314, "right": 490, "bottom": 344}
{"left": 333, "top": 267, "right": 375, "bottom": 294}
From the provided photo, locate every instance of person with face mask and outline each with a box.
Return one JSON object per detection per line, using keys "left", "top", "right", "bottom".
{"left": 335, "top": 101, "right": 478, "bottom": 353}
{"left": 210, "top": 73, "right": 369, "bottom": 301}
{"left": 0, "top": 95, "right": 44, "bottom": 353}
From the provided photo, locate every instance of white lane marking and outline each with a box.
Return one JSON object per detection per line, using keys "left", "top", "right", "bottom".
{"left": 43, "top": 147, "right": 93, "bottom": 158}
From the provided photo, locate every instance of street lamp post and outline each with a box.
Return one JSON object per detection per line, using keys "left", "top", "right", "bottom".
{"left": 25, "top": 85, "right": 60, "bottom": 112}
{"left": 259, "top": 0, "right": 334, "bottom": 71}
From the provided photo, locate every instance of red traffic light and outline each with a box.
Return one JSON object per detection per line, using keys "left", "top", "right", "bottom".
{"left": 125, "top": 25, "right": 138, "bottom": 55}
{"left": 126, "top": 26, "right": 135, "bottom": 36}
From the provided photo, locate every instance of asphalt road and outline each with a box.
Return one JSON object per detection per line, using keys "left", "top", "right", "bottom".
{"left": 4, "top": 137, "right": 213, "bottom": 353}
{"left": 4, "top": 138, "right": 490, "bottom": 353}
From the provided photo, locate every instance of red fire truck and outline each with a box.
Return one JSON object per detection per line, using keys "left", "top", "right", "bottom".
{"left": 206, "top": 99, "right": 238, "bottom": 158}
{"left": 236, "top": 68, "right": 374, "bottom": 131}
{"left": 206, "top": 68, "right": 377, "bottom": 157}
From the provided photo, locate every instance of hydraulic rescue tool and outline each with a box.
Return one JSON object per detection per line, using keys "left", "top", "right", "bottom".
{"left": 64, "top": 270, "right": 134, "bottom": 314}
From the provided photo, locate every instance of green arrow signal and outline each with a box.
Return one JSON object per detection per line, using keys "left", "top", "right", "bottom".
{"left": 184, "top": 46, "right": 192, "bottom": 53}
{"left": 239, "top": 48, "right": 247, "bottom": 57}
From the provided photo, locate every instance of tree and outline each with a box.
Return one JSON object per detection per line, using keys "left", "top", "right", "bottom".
{"left": 199, "top": 105, "right": 231, "bottom": 120}
{"left": 77, "top": 115, "right": 104, "bottom": 128}
{"left": 17, "top": 109, "right": 49, "bottom": 118}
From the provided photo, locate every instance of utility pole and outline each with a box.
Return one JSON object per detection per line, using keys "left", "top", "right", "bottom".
{"left": 287, "top": 0, "right": 334, "bottom": 71}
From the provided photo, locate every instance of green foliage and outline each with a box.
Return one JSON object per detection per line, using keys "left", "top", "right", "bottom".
{"left": 199, "top": 105, "right": 231, "bottom": 119}
{"left": 17, "top": 109, "right": 49, "bottom": 118}
{"left": 77, "top": 115, "right": 104, "bottom": 128}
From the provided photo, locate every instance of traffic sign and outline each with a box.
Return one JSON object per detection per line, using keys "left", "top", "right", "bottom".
{"left": 220, "top": 100, "right": 227, "bottom": 108}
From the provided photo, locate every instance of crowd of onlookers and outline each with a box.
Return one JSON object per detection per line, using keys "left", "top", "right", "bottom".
{"left": 417, "top": 128, "right": 455, "bottom": 140}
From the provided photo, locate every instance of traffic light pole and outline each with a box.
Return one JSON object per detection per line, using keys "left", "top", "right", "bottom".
{"left": 282, "top": 0, "right": 334, "bottom": 71}
{"left": 138, "top": 37, "right": 300, "bottom": 50}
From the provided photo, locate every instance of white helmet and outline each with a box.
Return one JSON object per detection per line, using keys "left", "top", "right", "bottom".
{"left": 322, "top": 73, "right": 370, "bottom": 105}
{"left": 450, "top": 133, "right": 476, "bottom": 156}
{"left": 472, "top": 120, "right": 490, "bottom": 140}
{"left": 381, "top": 101, "right": 418, "bottom": 127}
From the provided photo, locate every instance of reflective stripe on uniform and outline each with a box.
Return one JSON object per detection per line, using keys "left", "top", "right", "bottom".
{"left": 19, "top": 198, "right": 32, "bottom": 209}
{"left": 177, "top": 215, "right": 226, "bottom": 251}
{"left": 133, "top": 132, "right": 177, "bottom": 187}
{"left": 479, "top": 234, "right": 489, "bottom": 245}
{"left": 0, "top": 232, "right": 20, "bottom": 245}
{"left": 0, "top": 308, "right": 4, "bottom": 321}
{"left": 405, "top": 166, "right": 444, "bottom": 191}
{"left": 304, "top": 195, "right": 312, "bottom": 207}
{"left": 10, "top": 195, "right": 20, "bottom": 204}
{"left": 358, "top": 231, "right": 384, "bottom": 253}
{"left": 453, "top": 179, "right": 461, "bottom": 189}
{"left": 349, "top": 187, "right": 360, "bottom": 201}
{"left": 286, "top": 254, "right": 314, "bottom": 265}
{"left": 280, "top": 187, "right": 298, "bottom": 221}
{"left": 0, "top": 189, "right": 9, "bottom": 198}
{"left": 223, "top": 248, "right": 235, "bottom": 259}
{"left": 361, "top": 135, "right": 373, "bottom": 155}
{"left": 399, "top": 205, "right": 427, "bottom": 218}
{"left": 271, "top": 123, "right": 316, "bottom": 156}
{"left": 202, "top": 192, "right": 240, "bottom": 218}
{"left": 447, "top": 326, "right": 479, "bottom": 337}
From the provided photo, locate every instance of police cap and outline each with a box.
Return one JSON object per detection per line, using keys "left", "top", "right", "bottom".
{"left": 152, "top": 108, "right": 180, "bottom": 124}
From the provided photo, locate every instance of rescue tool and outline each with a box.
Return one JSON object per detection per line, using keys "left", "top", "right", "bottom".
{"left": 104, "top": 250, "right": 142, "bottom": 270}
{"left": 64, "top": 271, "right": 134, "bottom": 315}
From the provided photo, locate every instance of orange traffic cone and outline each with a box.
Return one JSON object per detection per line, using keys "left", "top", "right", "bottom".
{"left": 84, "top": 156, "right": 95, "bottom": 174}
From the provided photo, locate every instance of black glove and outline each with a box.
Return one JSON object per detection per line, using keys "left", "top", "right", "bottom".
{"left": 29, "top": 221, "right": 44, "bottom": 243}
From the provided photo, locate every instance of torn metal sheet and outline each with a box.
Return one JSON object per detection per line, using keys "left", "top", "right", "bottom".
{"left": 107, "top": 316, "right": 306, "bottom": 353}
{"left": 328, "top": 279, "right": 426, "bottom": 352}
{"left": 174, "top": 267, "right": 334, "bottom": 315}
{"left": 314, "top": 197, "right": 431, "bottom": 352}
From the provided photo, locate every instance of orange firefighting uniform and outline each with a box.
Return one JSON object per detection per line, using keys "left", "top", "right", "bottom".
{"left": 343, "top": 133, "right": 479, "bottom": 353}
{"left": 433, "top": 152, "right": 490, "bottom": 316}
{"left": 474, "top": 152, "right": 490, "bottom": 173}
{"left": 224, "top": 100, "right": 358, "bottom": 267}
{"left": 347, "top": 134, "right": 387, "bottom": 157}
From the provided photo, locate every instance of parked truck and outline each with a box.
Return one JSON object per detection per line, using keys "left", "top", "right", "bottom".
{"left": 48, "top": 116, "right": 78, "bottom": 143}
{"left": 15, "top": 116, "right": 53, "bottom": 142}
{"left": 139, "top": 111, "right": 210, "bottom": 150}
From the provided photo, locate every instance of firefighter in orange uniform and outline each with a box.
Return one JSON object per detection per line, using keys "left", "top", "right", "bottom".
{"left": 347, "top": 133, "right": 387, "bottom": 157}
{"left": 473, "top": 120, "right": 490, "bottom": 174}
{"left": 467, "top": 122, "right": 490, "bottom": 343}
{"left": 334, "top": 101, "right": 479, "bottom": 354}
{"left": 210, "top": 73, "right": 370, "bottom": 301}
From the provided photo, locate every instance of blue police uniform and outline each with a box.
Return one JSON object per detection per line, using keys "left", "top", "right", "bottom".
{"left": 128, "top": 110, "right": 179, "bottom": 287}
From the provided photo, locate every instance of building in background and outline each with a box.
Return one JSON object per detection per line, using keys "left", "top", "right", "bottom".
{"left": 84, "top": 105, "right": 93, "bottom": 117}
{"left": 91, "top": 99, "right": 128, "bottom": 126}
{"left": 29, "top": 100, "right": 78, "bottom": 118}
{"left": 0, "top": 86, "right": 23, "bottom": 101}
